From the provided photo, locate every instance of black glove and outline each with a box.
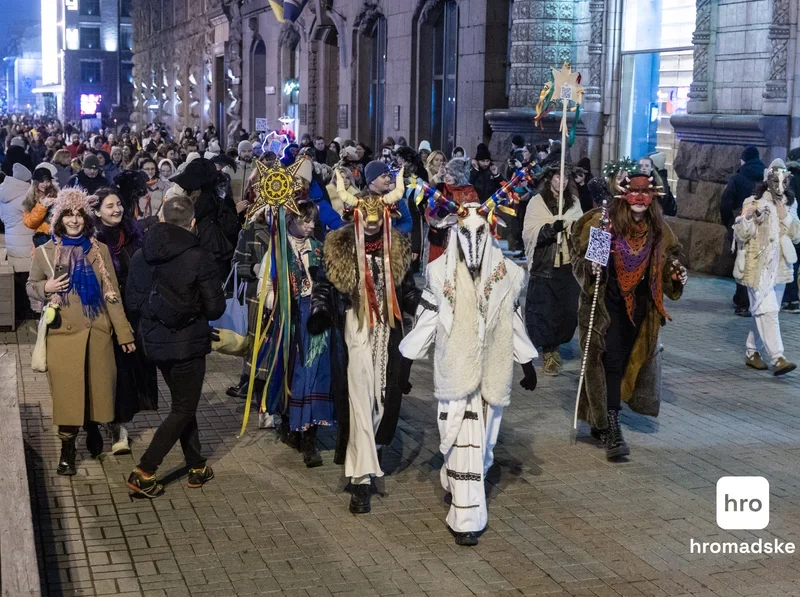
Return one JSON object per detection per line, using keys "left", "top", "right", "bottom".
{"left": 551, "top": 219, "right": 565, "bottom": 233}
{"left": 307, "top": 310, "right": 332, "bottom": 335}
{"left": 399, "top": 357, "right": 413, "bottom": 395}
{"left": 520, "top": 361, "right": 537, "bottom": 391}
{"left": 210, "top": 327, "right": 221, "bottom": 343}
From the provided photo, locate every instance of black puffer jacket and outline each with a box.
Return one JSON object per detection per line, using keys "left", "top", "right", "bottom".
{"left": 720, "top": 158, "right": 765, "bottom": 227}
{"left": 125, "top": 222, "right": 225, "bottom": 363}
{"left": 66, "top": 170, "right": 112, "bottom": 194}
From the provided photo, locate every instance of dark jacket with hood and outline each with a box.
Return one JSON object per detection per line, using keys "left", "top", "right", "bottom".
{"left": 720, "top": 158, "right": 766, "bottom": 227}
{"left": 787, "top": 148, "right": 800, "bottom": 202}
{"left": 125, "top": 222, "right": 226, "bottom": 363}
{"left": 66, "top": 169, "right": 112, "bottom": 195}
{"left": 470, "top": 166, "right": 503, "bottom": 202}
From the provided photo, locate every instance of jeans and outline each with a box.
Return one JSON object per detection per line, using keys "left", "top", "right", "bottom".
{"left": 734, "top": 283, "right": 750, "bottom": 309}
{"left": 139, "top": 357, "right": 207, "bottom": 474}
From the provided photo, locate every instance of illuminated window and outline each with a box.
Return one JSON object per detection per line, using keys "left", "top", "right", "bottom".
{"left": 368, "top": 17, "right": 387, "bottom": 149}
{"left": 120, "top": 27, "right": 133, "bottom": 52}
{"left": 80, "top": 61, "right": 101, "bottom": 83}
{"left": 66, "top": 28, "right": 80, "bottom": 51}
{"left": 80, "top": 0, "right": 100, "bottom": 16}
{"left": 430, "top": 0, "right": 458, "bottom": 157}
{"left": 80, "top": 27, "right": 101, "bottom": 50}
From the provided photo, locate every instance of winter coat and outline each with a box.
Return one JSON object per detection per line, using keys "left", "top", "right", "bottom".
{"left": 229, "top": 159, "right": 254, "bottom": 204}
{"left": 0, "top": 175, "right": 35, "bottom": 271}
{"left": 522, "top": 193, "right": 583, "bottom": 279}
{"left": 104, "top": 162, "right": 122, "bottom": 184}
{"left": 470, "top": 167, "right": 503, "bottom": 202}
{"left": 720, "top": 158, "right": 765, "bottom": 227}
{"left": 27, "top": 240, "right": 134, "bottom": 426}
{"left": 66, "top": 170, "right": 112, "bottom": 195}
{"left": 125, "top": 222, "right": 226, "bottom": 363}
{"left": 194, "top": 187, "right": 240, "bottom": 285}
{"left": 569, "top": 210, "right": 683, "bottom": 431}
{"left": 308, "top": 225, "right": 420, "bottom": 463}
{"left": 656, "top": 168, "right": 677, "bottom": 216}
{"left": 54, "top": 164, "right": 73, "bottom": 189}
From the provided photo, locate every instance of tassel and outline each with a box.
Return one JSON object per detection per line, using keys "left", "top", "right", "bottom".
{"left": 382, "top": 209, "right": 402, "bottom": 328}
{"left": 353, "top": 209, "right": 370, "bottom": 329}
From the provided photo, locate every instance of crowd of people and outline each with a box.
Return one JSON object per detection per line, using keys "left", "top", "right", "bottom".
{"left": 1, "top": 113, "right": 797, "bottom": 548}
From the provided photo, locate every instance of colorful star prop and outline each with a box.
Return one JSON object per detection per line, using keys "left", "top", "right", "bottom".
{"left": 533, "top": 62, "right": 585, "bottom": 146}
{"left": 248, "top": 158, "right": 306, "bottom": 219}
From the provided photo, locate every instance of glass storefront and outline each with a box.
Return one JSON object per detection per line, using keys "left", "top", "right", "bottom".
{"left": 619, "top": 0, "right": 695, "bottom": 192}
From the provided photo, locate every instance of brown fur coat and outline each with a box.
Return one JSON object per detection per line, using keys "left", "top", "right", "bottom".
{"left": 569, "top": 210, "right": 683, "bottom": 430}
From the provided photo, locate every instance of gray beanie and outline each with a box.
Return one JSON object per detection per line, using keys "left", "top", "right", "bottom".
{"left": 12, "top": 162, "right": 32, "bottom": 182}
{"left": 238, "top": 140, "right": 253, "bottom": 154}
{"left": 445, "top": 157, "right": 471, "bottom": 187}
{"left": 10, "top": 137, "right": 26, "bottom": 148}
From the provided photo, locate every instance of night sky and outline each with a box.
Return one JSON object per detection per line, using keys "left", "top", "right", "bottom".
{"left": 0, "top": 1, "right": 40, "bottom": 58}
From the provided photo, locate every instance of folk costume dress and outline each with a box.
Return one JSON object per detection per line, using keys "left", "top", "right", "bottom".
{"left": 400, "top": 219, "right": 537, "bottom": 536}
{"left": 257, "top": 235, "right": 334, "bottom": 431}
{"left": 569, "top": 210, "right": 683, "bottom": 430}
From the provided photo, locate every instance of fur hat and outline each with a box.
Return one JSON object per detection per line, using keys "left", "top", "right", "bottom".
{"left": 475, "top": 143, "right": 492, "bottom": 161}
{"left": 50, "top": 187, "right": 98, "bottom": 229}
{"left": 445, "top": 157, "right": 471, "bottom": 187}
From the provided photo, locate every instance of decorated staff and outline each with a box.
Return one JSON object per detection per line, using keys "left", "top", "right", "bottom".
{"left": 568, "top": 172, "right": 687, "bottom": 461}
{"left": 534, "top": 63, "right": 584, "bottom": 254}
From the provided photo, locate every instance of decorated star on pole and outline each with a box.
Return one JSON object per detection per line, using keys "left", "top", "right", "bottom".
{"left": 551, "top": 62, "right": 584, "bottom": 105}
{"left": 534, "top": 62, "right": 585, "bottom": 146}
{"left": 248, "top": 158, "right": 307, "bottom": 220}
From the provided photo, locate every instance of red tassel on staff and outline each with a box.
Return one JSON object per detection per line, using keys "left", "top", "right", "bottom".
{"left": 382, "top": 209, "right": 402, "bottom": 327}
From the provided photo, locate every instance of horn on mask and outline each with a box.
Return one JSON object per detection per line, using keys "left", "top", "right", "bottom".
{"left": 335, "top": 171, "right": 360, "bottom": 207}
{"left": 382, "top": 167, "right": 405, "bottom": 205}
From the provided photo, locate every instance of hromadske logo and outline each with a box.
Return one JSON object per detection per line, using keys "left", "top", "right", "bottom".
{"left": 716, "top": 476, "right": 769, "bottom": 530}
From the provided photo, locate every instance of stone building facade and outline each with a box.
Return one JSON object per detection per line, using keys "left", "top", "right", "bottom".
{"left": 131, "top": 0, "right": 800, "bottom": 274}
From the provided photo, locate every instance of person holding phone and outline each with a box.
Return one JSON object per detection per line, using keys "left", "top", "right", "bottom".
{"left": 27, "top": 188, "right": 136, "bottom": 476}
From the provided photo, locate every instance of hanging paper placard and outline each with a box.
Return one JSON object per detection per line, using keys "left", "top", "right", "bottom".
{"left": 585, "top": 227, "right": 612, "bottom": 266}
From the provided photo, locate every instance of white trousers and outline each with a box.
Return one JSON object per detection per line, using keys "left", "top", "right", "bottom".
{"left": 344, "top": 311, "right": 390, "bottom": 485}
{"left": 437, "top": 393, "right": 504, "bottom": 534}
{"left": 746, "top": 285, "right": 785, "bottom": 364}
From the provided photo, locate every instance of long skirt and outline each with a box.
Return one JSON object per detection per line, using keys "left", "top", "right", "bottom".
{"left": 525, "top": 264, "right": 579, "bottom": 349}
{"left": 437, "top": 393, "right": 504, "bottom": 534}
{"left": 288, "top": 296, "right": 334, "bottom": 431}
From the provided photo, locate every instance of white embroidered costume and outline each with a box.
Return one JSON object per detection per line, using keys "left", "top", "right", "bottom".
{"left": 400, "top": 210, "right": 537, "bottom": 536}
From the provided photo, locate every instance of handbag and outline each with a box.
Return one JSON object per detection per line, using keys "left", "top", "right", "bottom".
{"left": 209, "top": 267, "right": 250, "bottom": 356}
{"left": 780, "top": 234, "right": 797, "bottom": 265}
{"left": 31, "top": 247, "right": 55, "bottom": 372}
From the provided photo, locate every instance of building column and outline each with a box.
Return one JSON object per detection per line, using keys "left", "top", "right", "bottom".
{"left": 687, "top": 0, "right": 714, "bottom": 114}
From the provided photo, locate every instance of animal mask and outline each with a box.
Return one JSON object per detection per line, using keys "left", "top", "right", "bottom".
{"left": 336, "top": 167, "right": 406, "bottom": 225}
{"left": 456, "top": 204, "right": 490, "bottom": 274}
{"left": 767, "top": 165, "right": 790, "bottom": 197}
{"left": 617, "top": 174, "right": 661, "bottom": 207}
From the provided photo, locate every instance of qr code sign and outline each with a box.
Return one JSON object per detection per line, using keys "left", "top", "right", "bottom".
{"left": 585, "top": 227, "right": 612, "bottom": 266}
{"left": 561, "top": 85, "right": 573, "bottom": 100}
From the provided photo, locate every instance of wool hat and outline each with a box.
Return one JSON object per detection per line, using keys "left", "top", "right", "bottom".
{"left": 82, "top": 154, "right": 101, "bottom": 170}
{"left": 475, "top": 143, "right": 492, "bottom": 161}
{"left": 445, "top": 157, "right": 471, "bottom": 187}
{"left": 12, "top": 162, "right": 32, "bottom": 182}
{"left": 51, "top": 187, "right": 98, "bottom": 227}
{"left": 238, "top": 140, "right": 253, "bottom": 154}
{"left": 511, "top": 134, "right": 526, "bottom": 148}
{"left": 10, "top": 136, "right": 26, "bottom": 148}
{"left": 741, "top": 146, "right": 760, "bottom": 162}
{"left": 418, "top": 140, "right": 432, "bottom": 153}
{"left": 365, "top": 160, "right": 390, "bottom": 186}
{"left": 33, "top": 163, "right": 57, "bottom": 182}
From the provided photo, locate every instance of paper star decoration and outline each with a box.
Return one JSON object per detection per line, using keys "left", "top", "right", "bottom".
{"left": 551, "top": 63, "right": 584, "bottom": 106}
{"left": 249, "top": 158, "right": 307, "bottom": 218}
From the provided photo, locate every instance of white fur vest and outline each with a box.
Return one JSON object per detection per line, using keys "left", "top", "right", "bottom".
{"left": 426, "top": 256, "right": 525, "bottom": 406}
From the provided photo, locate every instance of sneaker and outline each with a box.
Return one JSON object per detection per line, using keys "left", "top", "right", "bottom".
{"left": 187, "top": 466, "right": 214, "bottom": 488}
{"left": 127, "top": 468, "right": 164, "bottom": 499}
{"left": 745, "top": 352, "right": 768, "bottom": 371}
{"left": 258, "top": 412, "right": 279, "bottom": 429}
{"left": 226, "top": 380, "right": 248, "bottom": 398}
{"left": 543, "top": 352, "right": 561, "bottom": 376}
{"left": 782, "top": 301, "right": 800, "bottom": 314}
{"left": 109, "top": 424, "right": 131, "bottom": 456}
{"left": 734, "top": 306, "right": 752, "bottom": 317}
{"left": 773, "top": 357, "right": 797, "bottom": 377}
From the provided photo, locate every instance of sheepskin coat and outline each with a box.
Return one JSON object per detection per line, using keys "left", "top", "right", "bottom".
{"left": 569, "top": 210, "right": 683, "bottom": 430}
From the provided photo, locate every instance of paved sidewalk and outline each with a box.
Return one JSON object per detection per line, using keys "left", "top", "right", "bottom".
{"left": 10, "top": 274, "right": 800, "bottom": 597}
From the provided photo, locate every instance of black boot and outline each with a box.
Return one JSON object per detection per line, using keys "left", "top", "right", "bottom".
{"left": 605, "top": 409, "right": 630, "bottom": 460}
{"left": 226, "top": 377, "right": 248, "bottom": 398}
{"left": 302, "top": 426, "right": 323, "bottom": 468}
{"left": 349, "top": 483, "right": 371, "bottom": 514}
{"left": 85, "top": 422, "right": 104, "bottom": 458}
{"left": 57, "top": 437, "right": 77, "bottom": 476}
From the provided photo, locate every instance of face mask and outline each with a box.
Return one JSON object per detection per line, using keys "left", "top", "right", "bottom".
{"left": 456, "top": 209, "right": 489, "bottom": 274}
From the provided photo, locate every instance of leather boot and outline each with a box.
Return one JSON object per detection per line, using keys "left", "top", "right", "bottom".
{"left": 85, "top": 422, "right": 104, "bottom": 458}
{"left": 349, "top": 483, "right": 371, "bottom": 514}
{"left": 57, "top": 436, "right": 77, "bottom": 476}
{"left": 302, "top": 426, "right": 323, "bottom": 468}
{"left": 605, "top": 409, "right": 630, "bottom": 460}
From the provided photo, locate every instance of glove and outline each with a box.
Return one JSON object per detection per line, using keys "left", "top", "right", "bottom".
{"left": 520, "top": 361, "right": 537, "bottom": 391}
{"left": 551, "top": 219, "right": 565, "bottom": 233}
{"left": 399, "top": 357, "right": 413, "bottom": 395}
{"left": 210, "top": 327, "right": 221, "bottom": 343}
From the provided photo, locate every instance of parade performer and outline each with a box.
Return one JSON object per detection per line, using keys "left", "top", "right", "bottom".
{"left": 426, "top": 157, "right": 480, "bottom": 262}
{"left": 734, "top": 159, "right": 800, "bottom": 375}
{"left": 255, "top": 198, "right": 334, "bottom": 466}
{"left": 569, "top": 173, "right": 687, "bottom": 460}
{"left": 522, "top": 165, "right": 583, "bottom": 375}
{"left": 399, "top": 194, "right": 538, "bottom": 546}
{"left": 308, "top": 168, "right": 420, "bottom": 515}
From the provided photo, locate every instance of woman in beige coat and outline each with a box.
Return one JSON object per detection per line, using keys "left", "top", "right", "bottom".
{"left": 27, "top": 188, "right": 135, "bottom": 476}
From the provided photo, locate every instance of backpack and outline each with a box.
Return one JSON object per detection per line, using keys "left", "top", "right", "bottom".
{"left": 147, "top": 265, "right": 199, "bottom": 330}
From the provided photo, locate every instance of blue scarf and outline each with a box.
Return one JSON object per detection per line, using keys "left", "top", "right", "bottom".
{"left": 57, "top": 235, "right": 105, "bottom": 320}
